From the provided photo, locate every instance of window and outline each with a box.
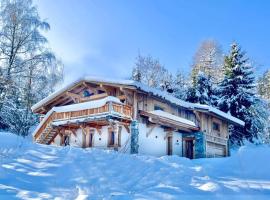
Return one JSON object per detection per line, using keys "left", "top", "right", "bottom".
{"left": 97, "top": 90, "right": 105, "bottom": 94}
{"left": 154, "top": 105, "right": 164, "bottom": 111}
{"left": 118, "top": 126, "right": 122, "bottom": 147}
{"left": 186, "top": 110, "right": 195, "bottom": 122}
{"left": 89, "top": 130, "right": 94, "bottom": 147}
{"left": 212, "top": 122, "right": 220, "bottom": 132}
{"left": 108, "top": 131, "right": 115, "bottom": 146}
{"left": 178, "top": 108, "right": 196, "bottom": 122}
{"left": 63, "top": 135, "right": 70, "bottom": 146}
{"left": 83, "top": 90, "right": 94, "bottom": 97}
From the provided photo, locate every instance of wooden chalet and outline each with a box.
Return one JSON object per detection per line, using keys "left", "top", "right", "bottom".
{"left": 32, "top": 77, "right": 244, "bottom": 158}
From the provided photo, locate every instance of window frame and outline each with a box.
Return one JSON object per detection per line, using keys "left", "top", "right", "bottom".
{"left": 212, "top": 121, "right": 221, "bottom": 132}
{"left": 108, "top": 130, "right": 115, "bottom": 147}
{"left": 154, "top": 104, "right": 164, "bottom": 111}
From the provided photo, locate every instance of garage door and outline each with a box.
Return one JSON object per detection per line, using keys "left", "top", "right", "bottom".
{"left": 206, "top": 142, "right": 226, "bottom": 157}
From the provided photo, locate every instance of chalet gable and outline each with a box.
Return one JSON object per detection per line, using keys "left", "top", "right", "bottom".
{"left": 31, "top": 79, "right": 136, "bottom": 114}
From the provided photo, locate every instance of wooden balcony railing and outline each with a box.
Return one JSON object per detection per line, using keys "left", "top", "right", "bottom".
{"left": 34, "top": 101, "right": 132, "bottom": 141}
{"left": 205, "top": 133, "right": 227, "bottom": 145}
{"left": 53, "top": 102, "right": 132, "bottom": 121}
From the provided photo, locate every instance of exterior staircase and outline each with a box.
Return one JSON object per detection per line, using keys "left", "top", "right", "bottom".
{"left": 36, "top": 124, "right": 57, "bottom": 144}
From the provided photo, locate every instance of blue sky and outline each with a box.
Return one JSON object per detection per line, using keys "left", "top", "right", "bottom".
{"left": 35, "top": 0, "right": 270, "bottom": 85}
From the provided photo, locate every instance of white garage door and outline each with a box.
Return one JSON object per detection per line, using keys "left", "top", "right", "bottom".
{"left": 206, "top": 142, "right": 226, "bottom": 157}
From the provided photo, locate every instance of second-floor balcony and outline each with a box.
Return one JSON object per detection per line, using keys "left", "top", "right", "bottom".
{"left": 34, "top": 96, "right": 132, "bottom": 142}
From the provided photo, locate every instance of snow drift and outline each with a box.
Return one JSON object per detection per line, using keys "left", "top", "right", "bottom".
{"left": 0, "top": 132, "right": 270, "bottom": 199}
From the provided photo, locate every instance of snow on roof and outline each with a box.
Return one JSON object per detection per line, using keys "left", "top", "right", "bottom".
{"left": 31, "top": 76, "right": 192, "bottom": 112}
{"left": 53, "top": 96, "right": 121, "bottom": 113}
{"left": 51, "top": 111, "right": 125, "bottom": 127}
{"left": 149, "top": 110, "right": 197, "bottom": 127}
{"left": 32, "top": 96, "right": 122, "bottom": 137}
{"left": 192, "top": 104, "right": 245, "bottom": 126}
{"left": 32, "top": 76, "right": 245, "bottom": 126}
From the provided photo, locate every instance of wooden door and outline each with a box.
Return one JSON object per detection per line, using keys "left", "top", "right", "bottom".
{"left": 167, "top": 136, "right": 173, "bottom": 155}
{"left": 185, "top": 140, "right": 194, "bottom": 159}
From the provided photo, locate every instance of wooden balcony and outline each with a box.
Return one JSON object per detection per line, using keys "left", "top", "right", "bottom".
{"left": 34, "top": 101, "right": 132, "bottom": 143}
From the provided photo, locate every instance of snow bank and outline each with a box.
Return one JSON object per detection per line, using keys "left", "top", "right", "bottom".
{"left": 1, "top": 133, "right": 269, "bottom": 199}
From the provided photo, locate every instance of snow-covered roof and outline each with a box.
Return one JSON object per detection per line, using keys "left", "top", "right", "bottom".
{"left": 33, "top": 96, "right": 123, "bottom": 137}
{"left": 32, "top": 76, "right": 245, "bottom": 126}
{"left": 51, "top": 111, "right": 125, "bottom": 127}
{"left": 192, "top": 104, "right": 245, "bottom": 126}
{"left": 149, "top": 110, "right": 197, "bottom": 127}
{"left": 53, "top": 96, "right": 121, "bottom": 113}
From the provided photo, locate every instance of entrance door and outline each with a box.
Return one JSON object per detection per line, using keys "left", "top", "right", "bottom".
{"left": 167, "top": 136, "right": 173, "bottom": 155}
{"left": 185, "top": 139, "right": 194, "bottom": 159}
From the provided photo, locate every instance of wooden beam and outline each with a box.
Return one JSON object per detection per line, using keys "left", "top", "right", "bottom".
{"left": 48, "top": 128, "right": 60, "bottom": 145}
{"left": 70, "top": 128, "right": 77, "bottom": 136}
{"left": 164, "top": 127, "right": 175, "bottom": 132}
{"left": 95, "top": 126, "right": 102, "bottom": 135}
{"left": 66, "top": 91, "right": 81, "bottom": 98}
{"left": 146, "top": 124, "right": 157, "bottom": 137}
{"left": 66, "top": 92, "right": 81, "bottom": 103}
{"left": 58, "top": 98, "right": 74, "bottom": 106}
{"left": 51, "top": 96, "right": 70, "bottom": 107}
{"left": 123, "top": 125, "right": 130, "bottom": 133}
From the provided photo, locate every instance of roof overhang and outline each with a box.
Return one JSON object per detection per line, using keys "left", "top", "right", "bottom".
{"left": 193, "top": 105, "right": 245, "bottom": 127}
{"left": 139, "top": 110, "right": 199, "bottom": 132}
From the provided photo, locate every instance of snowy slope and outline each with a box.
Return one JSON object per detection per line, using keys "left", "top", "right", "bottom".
{"left": 0, "top": 132, "right": 270, "bottom": 200}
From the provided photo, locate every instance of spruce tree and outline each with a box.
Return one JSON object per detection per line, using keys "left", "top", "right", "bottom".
{"left": 217, "top": 43, "right": 267, "bottom": 144}
{"left": 186, "top": 72, "right": 214, "bottom": 105}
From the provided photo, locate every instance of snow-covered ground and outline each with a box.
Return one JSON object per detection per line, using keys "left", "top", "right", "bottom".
{"left": 0, "top": 132, "right": 270, "bottom": 200}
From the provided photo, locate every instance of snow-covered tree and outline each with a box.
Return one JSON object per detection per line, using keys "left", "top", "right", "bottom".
{"left": 186, "top": 72, "right": 215, "bottom": 105}
{"left": 257, "top": 70, "right": 270, "bottom": 143}
{"left": 171, "top": 70, "right": 189, "bottom": 100}
{"left": 131, "top": 54, "right": 170, "bottom": 89}
{"left": 131, "top": 66, "right": 142, "bottom": 82}
{"left": 191, "top": 39, "right": 224, "bottom": 84}
{"left": 258, "top": 70, "right": 270, "bottom": 101}
{"left": 0, "top": 0, "right": 63, "bottom": 135}
{"left": 217, "top": 43, "right": 268, "bottom": 145}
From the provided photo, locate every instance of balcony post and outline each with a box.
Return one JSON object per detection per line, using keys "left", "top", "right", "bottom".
{"left": 109, "top": 101, "right": 113, "bottom": 113}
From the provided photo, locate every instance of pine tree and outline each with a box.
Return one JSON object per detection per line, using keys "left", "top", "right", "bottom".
{"left": 186, "top": 72, "right": 214, "bottom": 105}
{"left": 217, "top": 43, "right": 268, "bottom": 145}
{"left": 172, "top": 70, "right": 189, "bottom": 100}
{"left": 258, "top": 70, "right": 270, "bottom": 101}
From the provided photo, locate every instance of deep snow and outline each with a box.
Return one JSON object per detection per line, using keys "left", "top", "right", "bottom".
{"left": 0, "top": 132, "right": 270, "bottom": 200}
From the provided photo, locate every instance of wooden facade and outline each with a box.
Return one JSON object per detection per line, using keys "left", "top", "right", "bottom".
{"left": 32, "top": 78, "right": 244, "bottom": 158}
